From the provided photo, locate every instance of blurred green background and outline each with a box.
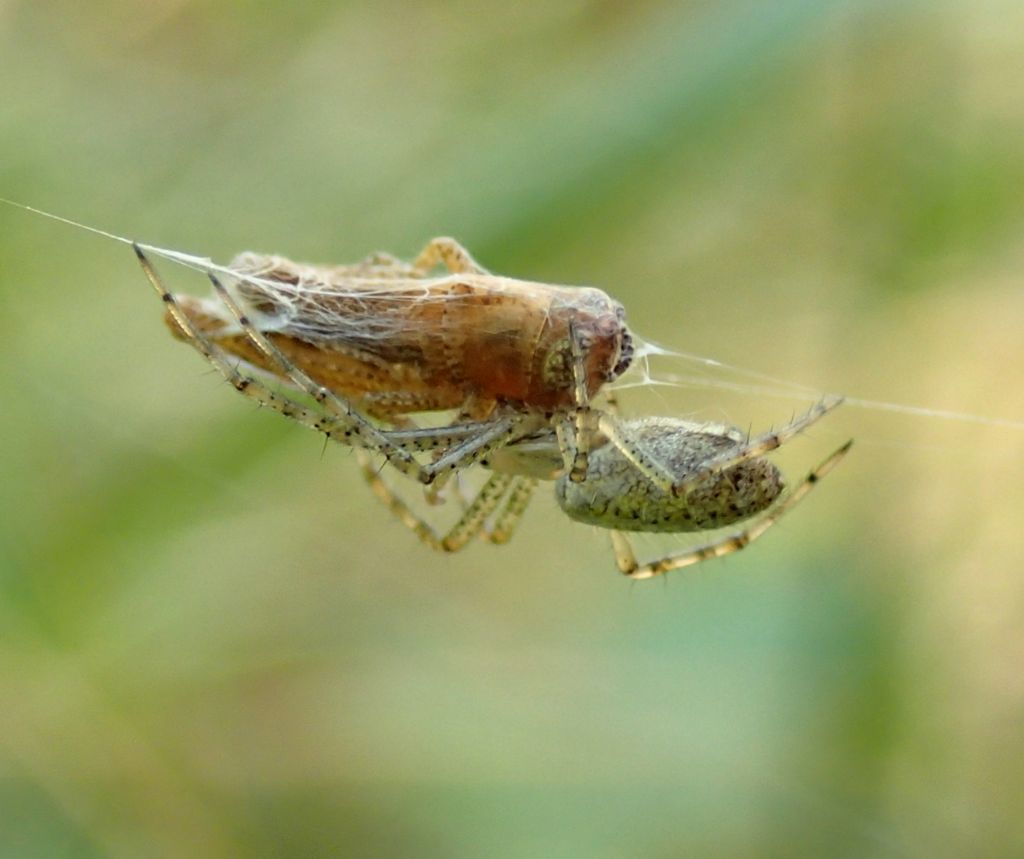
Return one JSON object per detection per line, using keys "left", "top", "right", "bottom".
{"left": 2, "top": 1, "right": 1023, "bottom": 856}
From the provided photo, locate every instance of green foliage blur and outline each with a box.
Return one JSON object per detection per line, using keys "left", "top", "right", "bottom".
{"left": 1, "top": 1, "right": 1023, "bottom": 856}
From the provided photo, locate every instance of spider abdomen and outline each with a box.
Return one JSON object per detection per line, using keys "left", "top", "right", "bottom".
{"left": 555, "top": 419, "right": 785, "bottom": 533}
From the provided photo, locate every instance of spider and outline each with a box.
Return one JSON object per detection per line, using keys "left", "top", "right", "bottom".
{"left": 133, "top": 235, "right": 850, "bottom": 576}
{"left": 356, "top": 397, "right": 851, "bottom": 578}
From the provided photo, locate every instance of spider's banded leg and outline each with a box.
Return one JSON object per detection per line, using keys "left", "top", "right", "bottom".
{"left": 412, "top": 237, "right": 489, "bottom": 275}
{"left": 138, "top": 245, "right": 467, "bottom": 476}
{"left": 565, "top": 320, "right": 597, "bottom": 482}
{"left": 378, "top": 420, "right": 504, "bottom": 450}
{"left": 483, "top": 477, "right": 538, "bottom": 545}
{"left": 599, "top": 396, "right": 845, "bottom": 496}
{"left": 135, "top": 244, "right": 354, "bottom": 436}
{"left": 415, "top": 414, "right": 535, "bottom": 501}
{"left": 420, "top": 398, "right": 499, "bottom": 505}
{"left": 415, "top": 415, "right": 527, "bottom": 482}
{"left": 199, "top": 267, "right": 434, "bottom": 483}
{"left": 357, "top": 450, "right": 518, "bottom": 552}
{"left": 595, "top": 411, "right": 682, "bottom": 491}
{"left": 375, "top": 415, "right": 531, "bottom": 488}
{"left": 668, "top": 396, "right": 845, "bottom": 497}
{"left": 370, "top": 422, "right": 488, "bottom": 501}
{"left": 288, "top": 407, "right": 521, "bottom": 464}
{"left": 422, "top": 472, "right": 517, "bottom": 551}
{"left": 420, "top": 422, "right": 510, "bottom": 504}
{"left": 611, "top": 440, "right": 853, "bottom": 580}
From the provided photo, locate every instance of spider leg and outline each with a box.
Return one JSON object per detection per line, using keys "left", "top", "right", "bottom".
{"left": 598, "top": 396, "right": 844, "bottom": 496}
{"left": 136, "top": 244, "right": 371, "bottom": 440}
{"left": 139, "top": 242, "right": 431, "bottom": 477}
{"left": 550, "top": 319, "right": 603, "bottom": 484}
{"left": 610, "top": 439, "right": 852, "bottom": 579}
{"left": 482, "top": 477, "right": 538, "bottom": 544}
{"left": 561, "top": 320, "right": 600, "bottom": 483}
{"left": 380, "top": 414, "right": 534, "bottom": 484}
{"left": 198, "top": 267, "right": 445, "bottom": 483}
{"left": 419, "top": 396, "right": 499, "bottom": 505}
{"left": 357, "top": 450, "right": 521, "bottom": 552}
{"left": 377, "top": 421, "right": 503, "bottom": 451}
{"left": 281, "top": 414, "right": 534, "bottom": 490}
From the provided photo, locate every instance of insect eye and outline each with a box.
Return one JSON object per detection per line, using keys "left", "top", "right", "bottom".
{"left": 610, "top": 328, "right": 634, "bottom": 381}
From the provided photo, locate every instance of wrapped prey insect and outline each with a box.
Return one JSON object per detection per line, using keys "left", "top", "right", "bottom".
{"left": 153, "top": 237, "right": 634, "bottom": 487}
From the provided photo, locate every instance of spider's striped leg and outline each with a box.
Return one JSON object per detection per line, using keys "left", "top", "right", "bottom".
{"left": 597, "top": 396, "right": 845, "bottom": 497}
{"left": 357, "top": 450, "right": 520, "bottom": 552}
{"left": 482, "top": 477, "right": 538, "bottom": 545}
{"left": 564, "top": 320, "right": 597, "bottom": 483}
{"left": 610, "top": 440, "right": 852, "bottom": 579}
{"left": 419, "top": 395, "right": 500, "bottom": 505}
{"left": 379, "top": 413, "right": 533, "bottom": 487}
{"left": 195, "top": 265, "right": 438, "bottom": 483}
{"left": 136, "top": 244, "right": 375, "bottom": 441}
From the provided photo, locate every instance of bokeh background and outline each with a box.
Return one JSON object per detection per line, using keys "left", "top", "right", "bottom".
{"left": 2, "top": 1, "right": 1023, "bottom": 856}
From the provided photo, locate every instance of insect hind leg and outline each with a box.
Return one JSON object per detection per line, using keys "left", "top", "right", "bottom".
{"left": 412, "top": 237, "right": 488, "bottom": 275}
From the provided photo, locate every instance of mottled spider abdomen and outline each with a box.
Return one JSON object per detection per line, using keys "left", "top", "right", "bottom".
{"left": 555, "top": 418, "right": 785, "bottom": 533}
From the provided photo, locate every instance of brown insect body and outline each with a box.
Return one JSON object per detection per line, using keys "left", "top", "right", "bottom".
{"left": 168, "top": 252, "right": 633, "bottom": 419}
